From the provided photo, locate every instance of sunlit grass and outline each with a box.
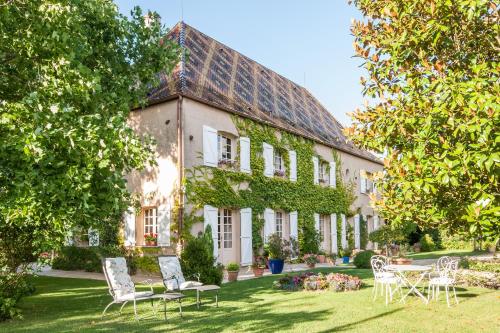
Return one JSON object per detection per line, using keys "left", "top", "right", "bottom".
{"left": 2, "top": 266, "right": 499, "bottom": 332}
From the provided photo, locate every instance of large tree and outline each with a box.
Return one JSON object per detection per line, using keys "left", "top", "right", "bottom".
{"left": 347, "top": 1, "right": 499, "bottom": 241}
{"left": 0, "top": 0, "right": 180, "bottom": 273}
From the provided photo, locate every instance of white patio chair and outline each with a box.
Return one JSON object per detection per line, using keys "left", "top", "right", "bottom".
{"left": 158, "top": 255, "right": 220, "bottom": 309}
{"left": 371, "top": 256, "right": 402, "bottom": 305}
{"left": 102, "top": 257, "right": 156, "bottom": 320}
{"left": 427, "top": 259, "right": 459, "bottom": 307}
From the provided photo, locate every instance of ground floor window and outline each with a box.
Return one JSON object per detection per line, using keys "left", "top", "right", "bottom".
{"left": 143, "top": 207, "right": 157, "bottom": 235}
{"left": 218, "top": 209, "right": 233, "bottom": 249}
{"left": 275, "top": 211, "right": 283, "bottom": 238}
{"left": 319, "top": 215, "right": 326, "bottom": 240}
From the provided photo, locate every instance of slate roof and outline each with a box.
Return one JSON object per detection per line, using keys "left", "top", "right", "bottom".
{"left": 147, "top": 22, "right": 381, "bottom": 164}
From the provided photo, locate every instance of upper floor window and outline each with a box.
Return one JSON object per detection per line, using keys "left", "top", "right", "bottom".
{"left": 319, "top": 162, "right": 329, "bottom": 184}
{"left": 275, "top": 211, "right": 283, "bottom": 238}
{"left": 274, "top": 151, "right": 285, "bottom": 177}
{"left": 218, "top": 134, "right": 232, "bottom": 162}
{"left": 144, "top": 207, "right": 158, "bottom": 235}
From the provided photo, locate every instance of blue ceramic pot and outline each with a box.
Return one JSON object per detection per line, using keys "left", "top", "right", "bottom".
{"left": 342, "top": 256, "right": 350, "bottom": 264}
{"left": 268, "top": 259, "right": 285, "bottom": 274}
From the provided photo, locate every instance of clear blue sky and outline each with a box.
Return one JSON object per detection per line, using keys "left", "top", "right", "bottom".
{"left": 114, "top": 0, "right": 365, "bottom": 126}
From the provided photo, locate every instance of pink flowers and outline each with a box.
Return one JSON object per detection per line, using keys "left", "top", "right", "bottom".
{"left": 273, "top": 272, "right": 362, "bottom": 292}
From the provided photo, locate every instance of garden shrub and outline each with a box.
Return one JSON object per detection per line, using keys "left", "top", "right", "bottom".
{"left": 353, "top": 250, "right": 375, "bottom": 269}
{"left": 0, "top": 273, "right": 35, "bottom": 321}
{"left": 180, "top": 227, "right": 223, "bottom": 285}
{"left": 273, "top": 272, "right": 362, "bottom": 292}
{"left": 419, "top": 234, "right": 436, "bottom": 252}
{"left": 134, "top": 256, "right": 160, "bottom": 274}
{"left": 52, "top": 245, "right": 126, "bottom": 273}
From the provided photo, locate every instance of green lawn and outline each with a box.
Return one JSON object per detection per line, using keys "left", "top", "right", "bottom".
{"left": 2, "top": 267, "right": 499, "bottom": 332}
{"left": 406, "top": 249, "right": 486, "bottom": 260}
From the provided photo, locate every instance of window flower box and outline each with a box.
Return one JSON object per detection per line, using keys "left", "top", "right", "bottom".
{"left": 273, "top": 169, "right": 286, "bottom": 177}
{"left": 144, "top": 232, "right": 157, "bottom": 246}
{"left": 218, "top": 158, "right": 237, "bottom": 169}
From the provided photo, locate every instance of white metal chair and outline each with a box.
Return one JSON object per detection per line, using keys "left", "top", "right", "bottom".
{"left": 427, "top": 259, "right": 459, "bottom": 307}
{"left": 102, "top": 257, "right": 156, "bottom": 320}
{"left": 371, "top": 256, "right": 402, "bottom": 305}
{"left": 158, "top": 255, "right": 220, "bottom": 309}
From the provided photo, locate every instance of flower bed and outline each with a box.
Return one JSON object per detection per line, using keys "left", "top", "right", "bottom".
{"left": 273, "top": 272, "right": 362, "bottom": 292}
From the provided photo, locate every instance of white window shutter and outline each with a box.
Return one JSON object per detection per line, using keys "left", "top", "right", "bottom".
{"left": 239, "top": 137, "right": 251, "bottom": 173}
{"left": 374, "top": 215, "right": 379, "bottom": 230}
{"left": 123, "top": 207, "right": 136, "bottom": 246}
{"left": 341, "top": 214, "right": 347, "bottom": 249}
{"left": 314, "top": 213, "right": 320, "bottom": 232}
{"left": 373, "top": 181, "right": 378, "bottom": 195}
{"left": 330, "top": 213, "right": 337, "bottom": 254}
{"left": 354, "top": 214, "right": 360, "bottom": 249}
{"left": 204, "top": 205, "right": 219, "bottom": 259}
{"left": 289, "top": 150, "right": 297, "bottom": 181}
{"left": 329, "top": 161, "right": 336, "bottom": 188}
{"left": 88, "top": 228, "right": 99, "bottom": 247}
{"left": 203, "top": 125, "right": 218, "bottom": 167}
{"left": 312, "top": 156, "right": 319, "bottom": 184}
{"left": 263, "top": 142, "right": 274, "bottom": 177}
{"left": 289, "top": 211, "right": 298, "bottom": 240}
{"left": 156, "top": 206, "right": 170, "bottom": 247}
{"left": 263, "top": 208, "right": 275, "bottom": 243}
{"left": 360, "top": 170, "right": 366, "bottom": 194}
{"left": 240, "top": 208, "right": 253, "bottom": 266}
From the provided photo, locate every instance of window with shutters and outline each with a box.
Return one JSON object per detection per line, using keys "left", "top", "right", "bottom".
{"left": 217, "top": 134, "right": 234, "bottom": 168}
{"left": 143, "top": 207, "right": 158, "bottom": 235}
{"left": 273, "top": 151, "right": 285, "bottom": 177}
{"left": 218, "top": 209, "right": 232, "bottom": 248}
{"left": 319, "top": 215, "right": 326, "bottom": 239}
{"left": 319, "top": 162, "right": 329, "bottom": 184}
{"left": 275, "top": 211, "right": 283, "bottom": 238}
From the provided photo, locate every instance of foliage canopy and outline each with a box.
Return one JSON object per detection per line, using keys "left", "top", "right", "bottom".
{"left": 348, "top": 0, "right": 499, "bottom": 241}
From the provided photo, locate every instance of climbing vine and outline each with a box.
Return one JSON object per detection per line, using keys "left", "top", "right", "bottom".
{"left": 184, "top": 116, "right": 355, "bottom": 255}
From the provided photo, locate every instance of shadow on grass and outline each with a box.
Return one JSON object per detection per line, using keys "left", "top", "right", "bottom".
{"left": 317, "top": 308, "right": 404, "bottom": 332}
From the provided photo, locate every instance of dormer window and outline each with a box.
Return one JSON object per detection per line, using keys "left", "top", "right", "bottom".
{"left": 273, "top": 151, "right": 285, "bottom": 177}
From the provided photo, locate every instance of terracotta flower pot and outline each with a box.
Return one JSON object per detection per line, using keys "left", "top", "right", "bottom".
{"left": 145, "top": 240, "right": 157, "bottom": 247}
{"left": 227, "top": 270, "right": 239, "bottom": 282}
{"left": 317, "top": 255, "right": 326, "bottom": 263}
{"left": 392, "top": 258, "right": 413, "bottom": 265}
{"left": 253, "top": 267, "right": 265, "bottom": 277}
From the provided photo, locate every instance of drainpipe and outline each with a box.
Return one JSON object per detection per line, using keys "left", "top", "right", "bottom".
{"left": 177, "top": 95, "right": 184, "bottom": 254}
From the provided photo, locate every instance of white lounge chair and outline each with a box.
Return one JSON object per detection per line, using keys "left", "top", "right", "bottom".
{"left": 102, "top": 257, "right": 183, "bottom": 320}
{"left": 158, "top": 255, "right": 220, "bottom": 309}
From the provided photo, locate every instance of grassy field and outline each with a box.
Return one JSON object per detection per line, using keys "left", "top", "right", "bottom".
{"left": 2, "top": 267, "right": 499, "bottom": 332}
{"left": 406, "top": 249, "right": 486, "bottom": 260}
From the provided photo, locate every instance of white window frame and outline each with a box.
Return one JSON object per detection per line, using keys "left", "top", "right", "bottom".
{"left": 274, "top": 150, "right": 285, "bottom": 174}
{"left": 217, "top": 134, "right": 232, "bottom": 163}
{"left": 275, "top": 211, "right": 283, "bottom": 238}
{"left": 218, "top": 209, "right": 233, "bottom": 249}
{"left": 319, "top": 215, "right": 326, "bottom": 239}
{"left": 143, "top": 207, "right": 158, "bottom": 235}
{"left": 319, "top": 162, "right": 329, "bottom": 183}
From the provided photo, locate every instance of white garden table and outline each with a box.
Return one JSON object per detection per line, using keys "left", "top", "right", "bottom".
{"left": 386, "top": 264, "right": 432, "bottom": 304}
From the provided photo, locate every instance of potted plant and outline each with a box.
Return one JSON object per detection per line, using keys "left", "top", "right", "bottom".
{"left": 144, "top": 233, "right": 157, "bottom": 246}
{"left": 304, "top": 254, "right": 318, "bottom": 268}
{"left": 317, "top": 251, "right": 326, "bottom": 264}
{"left": 266, "top": 233, "right": 291, "bottom": 274}
{"left": 413, "top": 242, "right": 421, "bottom": 253}
{"left": 326, "top": 253, "right": 337, "bottom": 266}
{"left": 339, "top": 247, "right": 352, "bottom": 264}
{"left": 391, "top": 245, "right": 412, "bottom": 265}
{"left": 252, "top": 256, "right": 266, "bottom": 277}
{"left": 226, "top": 262, "right": 240, "bottom": 282}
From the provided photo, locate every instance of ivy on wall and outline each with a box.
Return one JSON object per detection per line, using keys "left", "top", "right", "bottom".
{"left": 184, "top": 116, "right": 356, "bottom": 254}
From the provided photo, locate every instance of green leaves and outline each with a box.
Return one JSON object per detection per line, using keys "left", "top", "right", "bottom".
{"left": 348, "top": 0, "right": 499, "bottom": 240}
{"left": 0, "top": 0, "right": 180, "bottom": 270}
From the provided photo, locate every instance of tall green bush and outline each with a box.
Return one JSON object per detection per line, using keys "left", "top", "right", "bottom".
{"left": 420, "top": 234, "right": 437, "bottom": 252}
{"left": 353, "top": 250, "right": 375, "bottom": 269}
{"left": 180, "top": 226, "right": 223, "bottom": 285}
